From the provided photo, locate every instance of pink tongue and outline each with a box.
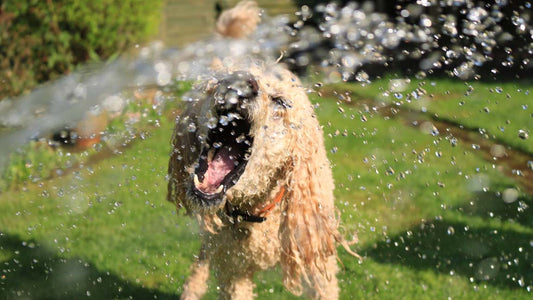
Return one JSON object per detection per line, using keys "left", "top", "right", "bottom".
{"left": 197, "top": 147, "right": 236, "bottom": 194}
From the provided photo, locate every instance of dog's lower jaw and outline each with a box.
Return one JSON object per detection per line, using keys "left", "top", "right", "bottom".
{"left": 224, "top": 188, "right": 260, "bottom": 208}
{"left": 184, "top": 189, "right": 226, "bottom": 215}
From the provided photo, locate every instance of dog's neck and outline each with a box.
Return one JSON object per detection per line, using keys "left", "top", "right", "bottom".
{"left": 224, "top": 186, "right": 285, "bottom": 223}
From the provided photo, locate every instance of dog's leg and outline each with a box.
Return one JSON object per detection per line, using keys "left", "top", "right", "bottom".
{"left": 216, "top": 268, "right": 255, "bottom": 300}
{"left": 319, "top": 255, "right": 340, "bottom": 300}
{"left": 304, "top": 255, "right": 340, "bottom": 300}
{"left": 181, "top": 245, "right": 210, "bottom": 300}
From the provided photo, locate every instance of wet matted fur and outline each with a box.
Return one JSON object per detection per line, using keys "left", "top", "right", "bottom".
{"left": 167, "top": 62, "right": 357, "bottom": 299}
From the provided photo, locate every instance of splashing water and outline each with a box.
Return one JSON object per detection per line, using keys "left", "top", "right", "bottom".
{"left": 1, "top": 1, "right": 533, "bottom": 297}
{"left": 1, "top": 0, "right": 532, "bottom": 169}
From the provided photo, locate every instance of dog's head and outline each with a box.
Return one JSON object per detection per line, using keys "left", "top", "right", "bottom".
{"left": 185, "top": 71, "right": 259, "bottom": 210}
{"left": 167, "top": 66, "right": 315, "bottom": 216}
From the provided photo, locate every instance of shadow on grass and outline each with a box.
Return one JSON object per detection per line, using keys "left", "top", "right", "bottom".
{"left": 361, "top": 191, "right": 533, "bottom": 290}
{"left": 0, "top": 233, "right": 176, "bottom": 299}
{"left": 460, "top": 191, "right": 532, "bottom": 229}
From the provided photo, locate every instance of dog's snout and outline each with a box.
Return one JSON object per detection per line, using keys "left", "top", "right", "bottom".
{"left": 214, "top": 72, "right": 258, "bottom": 113}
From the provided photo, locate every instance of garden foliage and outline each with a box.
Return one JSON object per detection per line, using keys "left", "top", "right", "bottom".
{"left": 0, "top": 0, "right": 162, "bottom": 98}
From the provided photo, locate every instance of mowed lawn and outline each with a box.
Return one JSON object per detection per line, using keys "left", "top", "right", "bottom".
{"left": 0, "top": 78, "right": 531, "bottom": 299}
{"left": 332, "top": 77, "right": 533, "bottom": 155}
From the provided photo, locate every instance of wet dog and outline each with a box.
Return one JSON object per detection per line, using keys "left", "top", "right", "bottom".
{"left": 167, "top": 62, "right": 358, "bottom": 299}
{"left": 167, "top": 2, "right": 357, "bottom": 299}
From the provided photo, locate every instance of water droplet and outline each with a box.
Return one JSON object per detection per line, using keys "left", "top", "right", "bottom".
{"left": 449, "top": 137, "right": 458, "bottom": 147}
{"left": 447, "top": 226, "right": 455, "bottom": 235}
{"left": 207, "top": 117, "right": 218, "bottom": 129}
{"left": 518, "top": 129, "right": 529, "bottom": 140}
{"left": 420, "top": 16, "right": 432, "bottom": 27}
{"left": 219, "top": 116, "right": 230, "bottom": 126}
{"left": 235, "top": 134, "right": 247, "bottom": 144}
{"left": 502, "top": 188, "right": 519, "bottom": 203}
{"left": 415, "top": 71, "right": 427, "bottom": 79}
{"left": 228, "top": 96, "right": 239, "bottom": 105}
{"left": 386, "top": 167, "right": 395, "bottom": 175}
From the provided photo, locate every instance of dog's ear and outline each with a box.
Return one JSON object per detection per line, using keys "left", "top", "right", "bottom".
{"left": 167, "top": 112, "right": 200, "bottom": 211}
{"left": 279, "top": 121, "right": 340, "bottom": 297}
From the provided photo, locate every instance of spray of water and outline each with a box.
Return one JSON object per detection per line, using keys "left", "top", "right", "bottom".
{"left": 1, "top": 0, "right": 532, "bottom": 172}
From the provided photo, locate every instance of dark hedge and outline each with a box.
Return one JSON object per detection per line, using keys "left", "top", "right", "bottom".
{"left": 0, "top": 0, "right": 162, "bottom": 98}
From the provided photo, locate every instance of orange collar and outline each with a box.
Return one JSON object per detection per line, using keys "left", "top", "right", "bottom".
{"left": 225, "top": 186, "right": 286, "bottom": 223}
{"left": 255, "top": 186, "right": 285, "bottom": 217}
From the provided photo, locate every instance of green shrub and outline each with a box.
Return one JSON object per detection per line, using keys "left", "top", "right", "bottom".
{"left": 0, "top": 0, "right": 162, "bottom": 98}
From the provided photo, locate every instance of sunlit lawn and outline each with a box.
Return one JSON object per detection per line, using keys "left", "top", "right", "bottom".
{"left": 0, "top": 78, "right": 532, "bottom": 299}
{"left": 333, "top": 77, "right": 533, "bottom": 155}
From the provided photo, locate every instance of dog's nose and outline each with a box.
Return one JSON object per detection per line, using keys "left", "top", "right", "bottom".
{"left": 214, "top": 72, "right": 258, "bottom": 113}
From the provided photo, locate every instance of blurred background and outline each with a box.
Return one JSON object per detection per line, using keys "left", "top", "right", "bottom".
{"left": 0, "top": 1, "right": 531, "bottom": 299}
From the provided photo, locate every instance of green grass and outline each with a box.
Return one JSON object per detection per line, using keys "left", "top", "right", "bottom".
{"left": 315, "top": 91, "right": 532, "bottom": 299}
{"left": 0, "top": 79, "right": 532, "bottom": 299}
{"left": 332, "top": 76, "right": 533, "bottom": 155}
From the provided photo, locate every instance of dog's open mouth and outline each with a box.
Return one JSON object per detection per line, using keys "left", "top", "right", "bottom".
{"left": 192, "top": 118, "right": 252, "bottom": 203}
{"left": 189, "top": 72, "right": 257, "bottom": 207}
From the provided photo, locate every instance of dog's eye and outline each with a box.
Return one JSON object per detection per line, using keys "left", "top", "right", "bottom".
{"left": 270, "top": 96, "right": 292, "bottom": 109}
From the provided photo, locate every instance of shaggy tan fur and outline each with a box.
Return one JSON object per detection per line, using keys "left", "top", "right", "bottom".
{"left": 167, "top": 62, "right": 358, "bottom": 300}
{"left": 167, "top": 2, "right": 358, "bottom": 299}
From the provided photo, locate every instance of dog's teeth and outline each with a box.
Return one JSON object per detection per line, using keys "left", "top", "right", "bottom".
{"left": 194, "top": 174, "right": 201, "bottom": 186}
{"left": 207, "top": 149, "right": 215, "bottom": 163}
{"left": 235, "top": 134, "right": 246, "bottom": 143}
{"left": 215, "top": 185, "right": 224, "bottom": 194}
